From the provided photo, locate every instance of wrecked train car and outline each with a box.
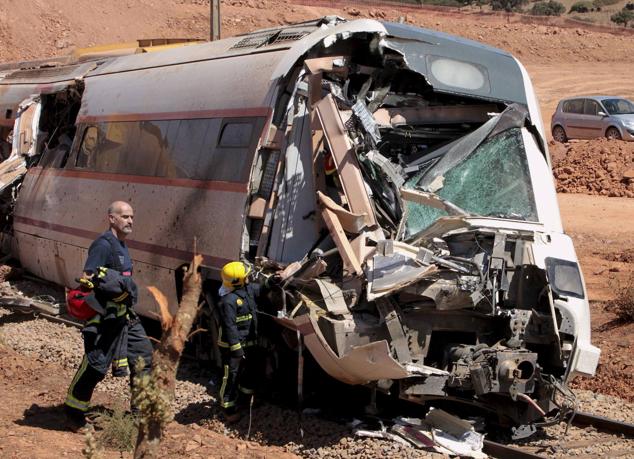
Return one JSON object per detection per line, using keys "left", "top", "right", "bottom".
{"left": 0, "top": 17, "right": 599, "bottom": 432}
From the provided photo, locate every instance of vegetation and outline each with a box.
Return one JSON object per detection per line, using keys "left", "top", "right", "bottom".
{"left": 611, "top": 8, "right": 634, "bottom": 26}
{"left": 605, "top": 277, "right": 634, "bottom": 323}
{"left": 490, "top": 0, "right": 529, "bottom": 11}
{"left": 626, "top": 2, "right": 634, "bottom": 10}
{"left": 592, "top": 0, "right": 620, "bottom": 6}
{"left": 530, "top": 0, "right": 565, "bottom": 15}
{"left": 94, "top": 407, "right": 138, "bottom": 452}
{"left": 569, "top": 1, "right": 595, "bottom": 12}
{"left": 571, "top": 13, "right": 598, "bottom": 21}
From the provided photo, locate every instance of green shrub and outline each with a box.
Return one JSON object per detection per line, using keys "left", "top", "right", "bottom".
{"left": 93, "top": 407, "right": 137, "bottom": 452}
{"left": 611, "top": 9, "right": 634, "bottom": 26}
{"left": 569, "top": 1, "right": 594, "bottom": 12}
{"left": 490, "top": 0, "right": 529, "bottom": 11}
{"left": 530, "top": 0, "right": 566, "bottom": 15}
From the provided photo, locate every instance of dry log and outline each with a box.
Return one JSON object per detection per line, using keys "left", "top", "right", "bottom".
{"left": 133, "top": 253, "right": 203, "bottom": 459}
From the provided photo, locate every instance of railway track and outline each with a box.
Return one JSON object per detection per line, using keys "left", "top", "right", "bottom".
{"left": 2, "top": 297, "right": 634, "bottom": 458}
{"left": 483, "top": 412, "right": 634, "bottom": 459}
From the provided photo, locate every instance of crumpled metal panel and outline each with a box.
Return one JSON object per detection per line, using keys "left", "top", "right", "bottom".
{"left": 293, "top": 313, "right": 408, "bottom": 385}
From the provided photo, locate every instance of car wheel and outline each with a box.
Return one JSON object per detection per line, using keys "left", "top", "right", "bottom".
{"left": 606, "top": 127, "right": 622, "bottom": 141}
{"left": 552, "top": 125, "right": 567, "bottom": 143}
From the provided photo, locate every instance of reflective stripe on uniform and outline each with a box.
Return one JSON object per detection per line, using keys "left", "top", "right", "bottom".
{"left": 86, "top": 315, "right": 101, "bottom": 325}
{"left": 229, "top": 343, "right": 242, "bottom": 351}
{"left": 114, "top": 358, "right": 128, "bottom": 368}
{"left": 66, "top": 356, "right": 90, "bottom": 411}
{"left": 112, "top": 292, "right": 129, "bottom": 303}
{"left": 65, "top": 393, "right": 90, "bottom": 412}
{"left": 238, "top": 385, "right": 254, "bottom": 395}
{"left": 219, "top": 364, "right": 236, "bottom": 408}
{"left": 106, "top": 301, "right": 127, "bottom": 318}
{"left": 235, "top": 313, "right": 252, "bottom": 323}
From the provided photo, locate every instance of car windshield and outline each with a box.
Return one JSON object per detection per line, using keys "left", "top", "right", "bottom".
{"left": 602, "top": 98, "right": 634, "bottom": 115}
{"left": 403, "top": 127, "right": 538, "bottom": 238}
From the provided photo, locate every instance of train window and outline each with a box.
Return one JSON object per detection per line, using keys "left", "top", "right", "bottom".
{"left": 127, "top": 120, "right": 169, "bottom": 177}
{"left": 218, "top": 123, "right": 253, "bottom": 148}
{"left": 73, "top": 117, "right": 262, "bottom": 182}
{"left": 76, "top": 126, "right": 99, "bottom": 168}
{"left": 94, "top": 123, "right": 136, "bottom": 173}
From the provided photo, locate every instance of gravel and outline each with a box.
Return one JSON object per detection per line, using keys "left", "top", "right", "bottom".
{"left": 2, "top": 284, "right": 634, "bottom": 459}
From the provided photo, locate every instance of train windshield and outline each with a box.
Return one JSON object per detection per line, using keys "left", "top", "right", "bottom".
{"left": 403, "top": 126, "right": 538, "bottom": 237}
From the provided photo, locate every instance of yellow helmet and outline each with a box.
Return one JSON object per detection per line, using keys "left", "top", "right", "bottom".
{"left": 221, "top": 261, "right": 251, "bottom": 289}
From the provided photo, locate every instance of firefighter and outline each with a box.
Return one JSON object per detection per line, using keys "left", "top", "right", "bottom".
{"left": 217, "top": 261, "right": 266, "bottom": 421}
{"left": 64, "top": 201, "right": 153, "bottom": 430}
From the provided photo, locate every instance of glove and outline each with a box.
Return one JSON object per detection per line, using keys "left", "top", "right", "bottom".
{"left": 77, "top": 277, "right": 95, "bottom": 290}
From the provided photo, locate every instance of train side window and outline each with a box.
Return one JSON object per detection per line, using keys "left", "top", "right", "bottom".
{"left": 76, "top": 126, "right": 99, "bottom": 168}
{"left": 218, "top": 122, "right": 253, "bottom": 148}
{"left": 197, "top": 118, "right": 261, "bottom": 182}
{"left": 95, "top": 122, "right": 138, "bottom": 173}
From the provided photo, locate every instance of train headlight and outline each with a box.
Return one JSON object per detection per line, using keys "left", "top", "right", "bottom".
{"left": 545, "top": 257, "right": 585, "bottom": 299}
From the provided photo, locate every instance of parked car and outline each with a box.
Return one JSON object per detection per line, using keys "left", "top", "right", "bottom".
{"left": 551, "top": 96, "right": 634, "bottom": 142}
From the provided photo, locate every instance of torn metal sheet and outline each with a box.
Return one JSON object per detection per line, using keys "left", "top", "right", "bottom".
{"left": 313, "top": 94, "right": 378, "bottom": 227}
{"left": 0, "top": 156, "right": 26, "bottom": 193}
{"left": 321, "top": 206, "right": 363, "bottom": 276}
{"left": 366, "top": 252, "right": 436, "bottom": 300}
{"left": 314, "top": 278, "right": 349, "bottom": 316}
{"left": 293, "top": 311, "right": 408, "bottom": 385}
{"left": 317, "top": 191, "right": 370, "bottom": 234}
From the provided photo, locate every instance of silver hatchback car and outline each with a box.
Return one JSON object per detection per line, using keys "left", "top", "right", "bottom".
{"left": 551, "top": 96, "right": 634, "bottom": 142}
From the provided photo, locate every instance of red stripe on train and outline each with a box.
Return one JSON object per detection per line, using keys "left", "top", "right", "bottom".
{"left": 13, "top": 215, "right": 230, "bottom": 268}
{"left": 26, "top": 167, "right": 249, "bottom": 193}
{"left": 76, "top": 107, "right": 271, "bottom": 123}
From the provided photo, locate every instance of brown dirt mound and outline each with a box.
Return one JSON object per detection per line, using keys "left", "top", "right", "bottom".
{"left": 604, "top": 248, "right": 634, "bottom": 263}
{"left": 551, "top": 139, "right": 634, "bottom": 198}
{"left": 571, "top": 338, "right": 634, "bottom": 402}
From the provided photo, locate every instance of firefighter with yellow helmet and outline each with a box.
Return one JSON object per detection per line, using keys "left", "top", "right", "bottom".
{"left": 217, "top": 261, "right": 263, "bottom": 421}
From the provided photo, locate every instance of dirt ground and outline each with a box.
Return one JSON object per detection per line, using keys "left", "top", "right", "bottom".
{"left": 1, "top": 0, "right": 634, "bottom": 457}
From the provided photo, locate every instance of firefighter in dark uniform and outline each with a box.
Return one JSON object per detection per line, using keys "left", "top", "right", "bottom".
{"left": 217, "top": 261, "right": 266, "bottom": 421}
{"left": 64, "top": 201, "right": 153, "bottom": 429}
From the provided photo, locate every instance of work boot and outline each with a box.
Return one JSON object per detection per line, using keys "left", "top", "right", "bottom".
{"left": 222, "top": 407, "right": 242, "bottom": 424}
{"left": 63, "top": 405, "right": 87, "bottom": 432}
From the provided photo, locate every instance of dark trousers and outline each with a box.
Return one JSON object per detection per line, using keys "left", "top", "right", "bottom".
{"left": 219, "top": 347, "right": 256, "bottom": 412}
{"left": 65, "top": 319, "right": 153, "bottom": 413}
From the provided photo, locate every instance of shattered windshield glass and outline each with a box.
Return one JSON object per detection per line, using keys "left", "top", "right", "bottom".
{"left": 404, "top": 127, "right": 538, "bottom": 237}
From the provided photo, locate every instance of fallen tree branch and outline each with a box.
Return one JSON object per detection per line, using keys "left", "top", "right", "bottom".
{"left": 133, "top": 251, "right": 203, "bottom": 459}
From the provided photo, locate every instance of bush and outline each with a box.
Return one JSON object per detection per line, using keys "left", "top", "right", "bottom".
{"left": 530, "top": 0, "right": 565, "bottom": 15}
{"left": 569, "top": 1, "right": 594, "bottom": 12}
{"left": 605, "top": 277, "right": 634, "bottom": 323}
{"left": 593, "top": 0, "right": 620, "bottom": 6}
{"left": 92, "top": 407, "right": 137, "bottom": 452}
{"left": 490, "top": 0, "right": 529, "bottom": 11}
{"left": 611, "top": 9, "right": 634, "bottom": 26}
{"left": 626, "top": 2, "right": 634, "bottom": 10}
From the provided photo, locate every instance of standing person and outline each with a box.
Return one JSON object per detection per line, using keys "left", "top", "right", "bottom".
{"left": 217, "top": 261, "right": 263, "bottom": 422}
{"left": 64, "top": 201, "right": 153, "bottom": 429}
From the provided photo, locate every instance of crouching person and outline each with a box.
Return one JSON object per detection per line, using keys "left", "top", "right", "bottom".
{"left": 64, "top": 201, "right": 153, "bottom": 430}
